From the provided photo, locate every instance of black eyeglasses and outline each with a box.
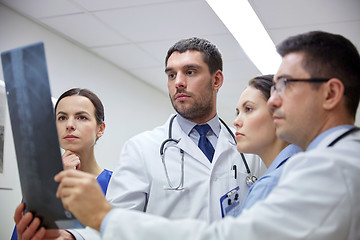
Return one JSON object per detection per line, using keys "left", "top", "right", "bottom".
{"left": 271, "top": 77, "right": 330, "bottom": 95}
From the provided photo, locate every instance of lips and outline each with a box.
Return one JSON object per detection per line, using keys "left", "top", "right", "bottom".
{"left": 175, "top": 93, "right": 190, "bottom": 101}
{"left": 235, "top": 132, "right": 245, "bottom": 138}
{"left": 64, "top": 134, "right": 78, "bottom": 141}
{"left": 272, "top": 114, "right": 283, "bottom": 120}
{"left": 272, "top": 113, "right": 285, "bottom": 126}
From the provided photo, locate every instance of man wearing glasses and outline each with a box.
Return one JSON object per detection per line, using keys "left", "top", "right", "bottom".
{"left": 37, "top": 31, "right": 360, "bottom": 240}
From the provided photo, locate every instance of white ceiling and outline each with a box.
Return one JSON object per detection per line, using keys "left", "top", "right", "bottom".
{"left": 1, "top": 0, "right": 360, "bottom": 125}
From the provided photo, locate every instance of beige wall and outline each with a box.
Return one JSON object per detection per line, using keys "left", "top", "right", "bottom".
{"left": 0, "top": 4, "right": 173, "bottom": 239}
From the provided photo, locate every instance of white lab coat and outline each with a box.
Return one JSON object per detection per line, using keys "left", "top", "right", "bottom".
{"left": 72, "top": 115, "right": 264, "bottom": 239}
{"left": 107, "top": 115, "right": 264, "bottom": 220}
{"left": 102, "top": 127, "right": 360, "bottom": 240}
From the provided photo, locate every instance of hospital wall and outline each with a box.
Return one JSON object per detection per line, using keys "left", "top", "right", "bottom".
{"left": 0, "top": 5, "right": 173, "bottom": 239}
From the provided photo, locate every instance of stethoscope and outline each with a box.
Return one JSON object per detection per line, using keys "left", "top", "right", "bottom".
{"left": 327, "top": 126, "right": 359, "bottom": 147}
{"left": 160, "top": 115, "right": 257, "bottom": 191}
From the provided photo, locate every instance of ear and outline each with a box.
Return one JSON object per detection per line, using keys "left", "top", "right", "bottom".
{"left": 96, "top": 122, "right": 106, "bottom": 139}
{"left": 322, "top": 78, "right": 344, "bottom": 110}
{"left": 213, "top": 70, "right": 223, "bottom": 91}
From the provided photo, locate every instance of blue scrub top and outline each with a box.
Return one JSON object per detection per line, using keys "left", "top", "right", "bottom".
{"left": 11, "top": 169, "right": 113, "bottom": 240}
{"left": 239, "top": 144, "right": 302, "bottom": 213}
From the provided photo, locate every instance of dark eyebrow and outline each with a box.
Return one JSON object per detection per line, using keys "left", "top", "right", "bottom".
{"left": 184, "top": 64, "right": 201, "bottom": 70}
{"left": 165, "top": 67, "right": 173, "bottom": 73}
{"left": 56, "top": 111, "right": 90, "bottom": 116}
{"left": 235, "top": 100, "right": 255, "bottom": 113}
{"left": 56, "top": 111, "right": 67, "bottom": 116}
{"left": 165, "top": 64, "right": 202, "bottom": 73}
{"left": 275, "top": 74, "right": 291, "bottom": 81}
{"left": 242, "top": 100, "right": 255, "bottom": 107}
{"left": 75, "top": 111, "right": 91, "bottom": 116}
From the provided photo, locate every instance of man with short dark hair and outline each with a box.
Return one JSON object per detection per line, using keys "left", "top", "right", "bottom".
{"left": 54, "top": 30, "right": 360, "bottom": 240}
{"left": 13, "top": 37, "right": 264, "bottom": 240}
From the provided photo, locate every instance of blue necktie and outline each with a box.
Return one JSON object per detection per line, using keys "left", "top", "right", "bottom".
{"left": 194, "top": 124, "right": 215, "bottom": 162}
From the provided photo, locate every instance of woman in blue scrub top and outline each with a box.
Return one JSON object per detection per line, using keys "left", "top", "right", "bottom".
{"left": 233, "top": 75, "right": 301, "bottom": 212}
{"left": 11, "top": 88, "right": 112, "bottom": 240}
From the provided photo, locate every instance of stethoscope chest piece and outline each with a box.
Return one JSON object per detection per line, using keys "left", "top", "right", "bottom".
{"left": 246, "top": 175, "right": 258, "bottom": 187}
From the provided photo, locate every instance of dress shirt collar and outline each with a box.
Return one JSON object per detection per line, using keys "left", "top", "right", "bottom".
{"left": 306, "top": 125, "right": 354, "bottom": 151}
{"left": 265, "top": 144, "right": 302, "bottom": 174}
{"left": 176, "top": 114, "right": 221, "bottom": 138}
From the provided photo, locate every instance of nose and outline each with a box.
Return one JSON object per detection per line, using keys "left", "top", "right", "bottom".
{"left": 66, "top": 117, "right": 76, "bottom": 131}
{"left": 267, "top": 91, "right": 282, "bottom": 110}
{"left": 175, "top": 72, "right": 186, "bottom": 89}
{"left": 233, "top": 113, "right": 243, "bottom": 128}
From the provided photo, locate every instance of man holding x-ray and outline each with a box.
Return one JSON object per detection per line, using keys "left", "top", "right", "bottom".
{"left": 54, "top": 31, "right": 360, "bottom": 240}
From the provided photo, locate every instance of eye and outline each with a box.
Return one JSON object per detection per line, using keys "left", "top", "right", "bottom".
{"left": 77, "top": 115, "right": 88, "bottom": 121}
{"left": 57, "top": 115, "right": 66, "bottom": 121}
{"left": 167, "top": 72, "right": 176, "bottom": 80}
{"left": 186, "top": 70, "right": 195, "bottom": 76}
{"left": 245, "top": 106, "right": 253, "bottom": 113}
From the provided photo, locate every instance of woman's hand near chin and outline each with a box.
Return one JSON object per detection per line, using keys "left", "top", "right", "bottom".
{"left": 62, "top": 150, "right": 81, "bottom": 170}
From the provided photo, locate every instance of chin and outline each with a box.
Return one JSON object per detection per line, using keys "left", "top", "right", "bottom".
{"left": 276, "top": 129, "right": 292, "bottom": 143}
{"left": 62, "top": 144, "right": 79, "bottom": 152}
{"left": 236, "top": 145, "right": 250, "bottom": 154}
{"left": 275, "top": 125, "right": 285, "bottom": 137}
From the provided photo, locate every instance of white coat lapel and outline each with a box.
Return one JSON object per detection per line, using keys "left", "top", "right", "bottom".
{"left": 212, "top": 126, "right": 236, "bottom": 164}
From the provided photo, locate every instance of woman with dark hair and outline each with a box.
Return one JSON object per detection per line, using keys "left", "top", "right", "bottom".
{"left": 54, "top": 88, "right": 111, "bottom": 184}
{"left": 11, "top": 88, "right": 112, "bottom": 240}
{"left": 234, "top": 75, "right": 301, "bottom": 212}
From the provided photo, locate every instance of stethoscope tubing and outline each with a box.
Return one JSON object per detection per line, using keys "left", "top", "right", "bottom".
{"left": 327, "top": 127, "right": 359, "bottom": 147}
{"left": 160, "top": 115, "right": 257, "bottom": 190}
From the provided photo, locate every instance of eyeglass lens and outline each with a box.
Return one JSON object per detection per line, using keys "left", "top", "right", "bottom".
{"left": 271, "top": 78, "right": 286, "bottom": 95}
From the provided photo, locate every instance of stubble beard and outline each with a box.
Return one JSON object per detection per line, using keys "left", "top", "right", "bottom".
{"left": 170, "top": 91, "right": 214, "bottom": 122}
